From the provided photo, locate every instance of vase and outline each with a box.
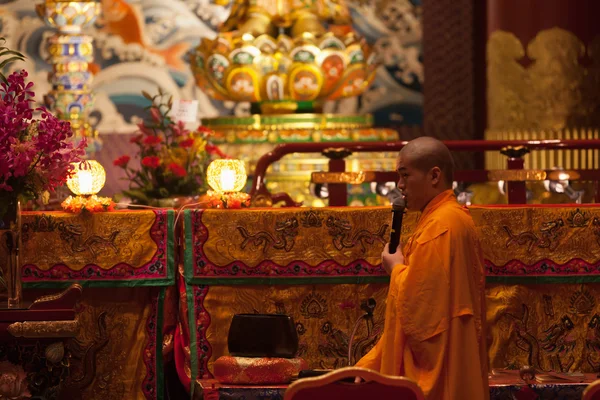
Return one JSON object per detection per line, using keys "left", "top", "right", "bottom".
{"left": 1, "top": 196, "right": 22, "bottom": 309}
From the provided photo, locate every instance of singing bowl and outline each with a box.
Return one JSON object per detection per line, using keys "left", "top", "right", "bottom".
{"left": 228, "top": 313, "right": 298, "bottom": 358}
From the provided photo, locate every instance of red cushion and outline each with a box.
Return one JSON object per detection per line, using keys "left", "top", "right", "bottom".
{"left": 213, "top": 356, "right": 308, "bottom": 384}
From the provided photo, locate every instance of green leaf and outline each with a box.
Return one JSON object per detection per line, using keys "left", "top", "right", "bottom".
{"left": 0, "top": 49, "right": 24, "bottom": 58}
{"left": 158, "top": 187, "right": 169, "bottom": 198}
{"left": 122, "top": 189, "right": 151, "bottom": 204}
{"left": 142, "top": 90, "right": 153, "bottom": 101}
{"left": 0, "top": 56, "right": 25, "bottom": 70}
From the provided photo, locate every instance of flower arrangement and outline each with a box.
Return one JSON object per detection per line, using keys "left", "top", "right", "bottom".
{"left": 113, "top": 90, "right": 226, "bottom": 204}
{"left": 205, "top": 191, "right": 251, "bottom": 209}
{"left": 0, "top": 69, "right": 87, "bottom": 223}
{"left": 61, "top": 194, "right": 115, "bottom": 213}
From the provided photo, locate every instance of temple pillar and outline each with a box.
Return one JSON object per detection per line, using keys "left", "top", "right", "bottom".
{"left": 486, "top": 0, "right": 600, "bottom": 170}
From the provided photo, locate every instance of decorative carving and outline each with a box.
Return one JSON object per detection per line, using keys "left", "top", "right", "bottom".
{"left": 487, "top": 169, "right": 546, "bottom": 182}
{"left": 503, "top": 218, "right": 565, "bottom": 251}
{"left": 322, "top": 148, "right": 352, "bottom": 160}
{"left": 8, "top": 320, "right": 79, "bottom": 339}
{"left": 500, "top": 146, "right": 531, "bottom": 159}
{"left": 237, "top": 217, "right": 299, "bottom": 252}
{"left": 326, "top": 216, "right": 388, "bottom": 253}
{"left": 31, "top": 283, "right": 83, "bottom": 310}
{"left": 488, "top": 28, "right": 600, "bottom": 130}
{"left": 311, "top": 171, "right": 375, "bottom": 184}
{"left": 0, "top": 361, "right": 30, "bottom": 399}
{"left": 0, "top": 342, "right": 69, "bottom": 399}
{"left": 45, "top": 342, "right": 65, "bottom": 365}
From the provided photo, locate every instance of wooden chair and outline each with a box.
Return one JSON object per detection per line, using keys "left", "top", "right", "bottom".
{"left": 284, "top": 367, "right": 425, "bottom": 400}
{"left": 583, "top": 379, "right": 600, "bottom": 400}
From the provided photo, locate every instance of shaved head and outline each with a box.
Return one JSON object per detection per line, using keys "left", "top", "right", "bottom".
{"left": 400, "top": 137, "right": 454, "bottom": 187}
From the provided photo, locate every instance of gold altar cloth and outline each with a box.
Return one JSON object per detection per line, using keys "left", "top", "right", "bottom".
{"left": 0, "top": 210, "right": 175, "bottom": 286}
{"left": 182, "top": 205, "right": 600, "bottom": 384}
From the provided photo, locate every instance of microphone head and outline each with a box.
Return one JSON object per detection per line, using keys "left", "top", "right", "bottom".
{"left": 392, "top": 195, "right": 405, "bottom": 211}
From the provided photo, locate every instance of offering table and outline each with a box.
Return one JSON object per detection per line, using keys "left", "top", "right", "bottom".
{"left": 178, "top": 204, "right": 600, "bottom": 398}
{"left": 2, "top": 209, "right": 176, "bottom": 400}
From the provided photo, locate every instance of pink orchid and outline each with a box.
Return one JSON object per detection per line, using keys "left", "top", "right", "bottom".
{"left": 0, "top": 70, "right": 86, "bottom": 202}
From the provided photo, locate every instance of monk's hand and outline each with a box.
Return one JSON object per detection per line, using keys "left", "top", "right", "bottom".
{"left": 381, "top": 242, "right": 404, "bottom": 275}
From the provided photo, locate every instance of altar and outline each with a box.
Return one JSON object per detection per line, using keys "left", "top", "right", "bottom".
{"left": 2, "top": 202, "right": 600, "bottom": 398}
{"left": 176, "top": 204, "right": 600, "bottom": 398}
{"left": 3, "top": 0, "right": 600, "bottom": 398}
{"left": 1, "top": 210, "right": 175, "bottom": 399}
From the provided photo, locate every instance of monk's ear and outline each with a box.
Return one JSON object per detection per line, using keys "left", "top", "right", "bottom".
{"left": 430, "top": 166, "right": 442, "bottom": 185}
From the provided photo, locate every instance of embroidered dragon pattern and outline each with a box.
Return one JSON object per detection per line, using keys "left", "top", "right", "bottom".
{"left": 325, "top": 216, "right": 388, "bottom": 253}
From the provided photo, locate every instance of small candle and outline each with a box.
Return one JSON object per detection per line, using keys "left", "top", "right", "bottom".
{"left": 78, "top": 170, "right": 93, "bottom": 194}
{"left": 220, "top": 168, "right": 235, "bottom": 192}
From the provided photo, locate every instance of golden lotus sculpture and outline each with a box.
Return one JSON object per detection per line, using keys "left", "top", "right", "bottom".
{"left": 190, "top": 31, "right": 378, "bottom": 113}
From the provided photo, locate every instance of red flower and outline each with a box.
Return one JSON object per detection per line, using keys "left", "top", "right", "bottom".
{"left": 173, "top": 121, "right": 189, "bottom": 137}
{"left": 167, "top": 162, "right": 187, "bottom": 177}
{"left": 141, "top": 156, "right": 161, "bottom": 168}
{"left": 136, "top": 122, "right": 154, "bottom": 136}
{"left": 205, "top": 144, "right": 227, "bottom": 158}
{"left": 150, "top": 107, "right": 161, "bottom": 122}
{"left": 130, "top": 134, "right": 143, "bottom": 144}
{"left": 198, "top": 125, "right": 212, "bottom": 134}
{"left": 179, "top": 138, "right": 195, "bottom": 148}
{"left": 143, "top": 136, "right": 162, "bottom": 146}
{"left": 113, "top": 155, "right": 130, "bottom": 168}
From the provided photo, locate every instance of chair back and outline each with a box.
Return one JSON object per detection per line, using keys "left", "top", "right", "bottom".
{"left": 583, "top": 379, "right": 600, "bottom": 400}
{"left": 284, "top": 367, "right": 425, "bottom": 400}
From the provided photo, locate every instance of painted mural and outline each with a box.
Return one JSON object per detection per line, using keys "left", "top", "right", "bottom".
{"left": 0, "top": 0, "right": 422, "bottom": 134}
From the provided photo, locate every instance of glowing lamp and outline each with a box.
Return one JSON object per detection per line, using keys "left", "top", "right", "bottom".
{"left": 66, "top": 160, "right": 106, "bottom": 196}
{"left": 207, "top": 159, "right": 247, "bottom": 193}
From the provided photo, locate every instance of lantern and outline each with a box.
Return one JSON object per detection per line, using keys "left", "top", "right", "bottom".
{"left": 206, "top": 159, "right": 247, "bottom": 193}
{"left": 66, "top": 160, "right": 106, "bottom": 196}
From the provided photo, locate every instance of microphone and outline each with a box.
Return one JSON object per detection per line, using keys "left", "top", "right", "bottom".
{"left": 389, "top": 195, "right": 405, "bottom": 254}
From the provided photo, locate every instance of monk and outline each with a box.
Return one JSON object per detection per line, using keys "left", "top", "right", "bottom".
{"left": 355, "top": 137, "right": 489, "bottom": 400}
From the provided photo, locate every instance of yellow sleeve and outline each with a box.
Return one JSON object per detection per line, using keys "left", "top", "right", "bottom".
{"left": 354, "top": 263, "right": 407, "bottom": 372}
{"left": 403, "top": 329, "right": 447, "bottom": 398}
{"left": 398, "top": 227, "right": 451, "bottom": 343}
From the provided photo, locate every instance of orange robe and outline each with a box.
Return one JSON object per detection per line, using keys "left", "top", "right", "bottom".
{"left": 356, "top": 190, "right": 489, "bottom": 400}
